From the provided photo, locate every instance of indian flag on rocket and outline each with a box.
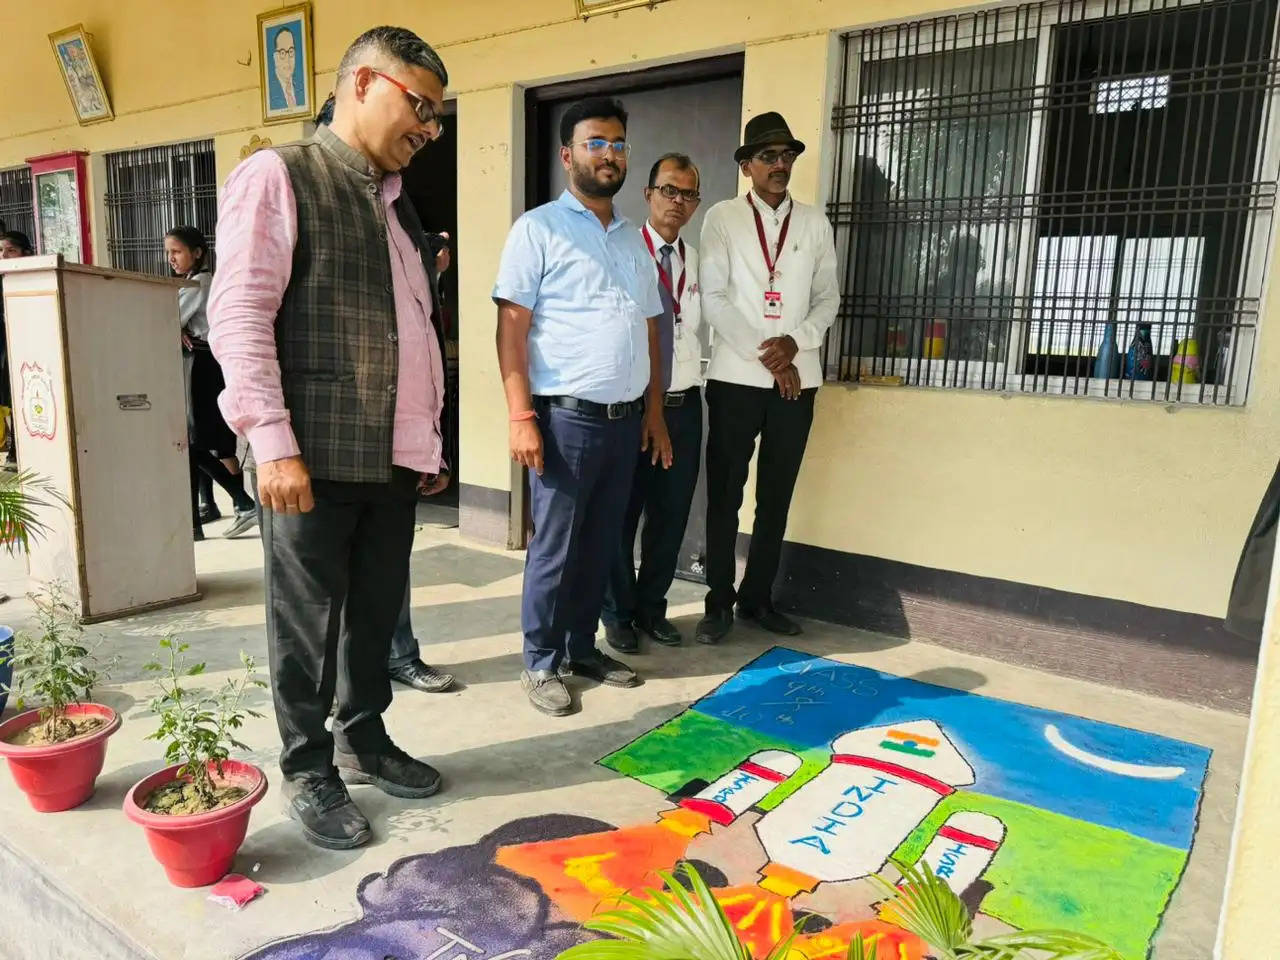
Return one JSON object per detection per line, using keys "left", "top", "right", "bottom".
{"left": 880, "top": 728, "right": 939, "bottom": 758}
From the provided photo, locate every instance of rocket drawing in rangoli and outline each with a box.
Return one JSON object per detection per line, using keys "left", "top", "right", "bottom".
{"left": 917, "top": 811, "right": 1007, "bottom": 894}
{"left": 755, "top": 719, "right": 976, "bottom": 896}
{"left": 679, "top": 749, "right": 804, "bottom": 825}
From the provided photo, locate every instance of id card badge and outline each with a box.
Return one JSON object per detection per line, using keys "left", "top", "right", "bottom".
{"left": 763, "top": 290, "right": 784, "bottom": 321}
{"left": 674, "top": 319, "right": 685, "bottom": 340}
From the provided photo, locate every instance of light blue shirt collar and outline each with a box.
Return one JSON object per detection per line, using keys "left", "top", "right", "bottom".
{"left": 557, "top": 189, "right": 629, "bottom": 233}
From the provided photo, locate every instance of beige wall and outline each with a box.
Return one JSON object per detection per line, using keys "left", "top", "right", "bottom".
{"left": 3, "top": 0, "right": 1275, "bottom": 621}
{"left": 1217, "top": 537, "right": 1280, "bottom": 954}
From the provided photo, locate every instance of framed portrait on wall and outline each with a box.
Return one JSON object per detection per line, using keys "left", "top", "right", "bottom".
{"left": 575, "top": 0, "right": 672, "bottom": 18}
{"left": 48, "top": 24, "right": 113, "bottom": 125}
{"left": 27, "top": 152, "right": 92, "bottom": 264}
{"left": 258, "top": 3, "right": 315, "bottom": 124}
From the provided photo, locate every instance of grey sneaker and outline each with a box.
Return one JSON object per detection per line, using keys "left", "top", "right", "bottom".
{"left": 522, "top": 668, "right": 573, "bottom": 716}
{"left": 224, "top": 509, "right": 259, "bottom": 539}
{"left": 283, "top": 776, "right": 371, "bottom": 850}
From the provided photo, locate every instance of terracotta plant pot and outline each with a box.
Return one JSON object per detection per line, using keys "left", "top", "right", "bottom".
{"left": 123, "top": 759, "right": 267, "bottom": 887}
{"left": 0, "top": 703, "right": 121, "bottom": 812}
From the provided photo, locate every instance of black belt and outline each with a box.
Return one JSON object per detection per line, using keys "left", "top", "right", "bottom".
{"left": 663, "top": 386, "right": 700, "bottom": 407}
{"left": 535, "top": 395, "right": 644, "bottom": 420}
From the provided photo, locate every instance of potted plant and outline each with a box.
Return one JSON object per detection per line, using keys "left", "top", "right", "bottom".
{"left": 0, "top": 582, "right": 119, "bottom": 811}
{"left": 124, "top": 637, "right": 268, "bottom": 887}
{"left": 556, "top": 860, "right": 1123, "bottom": 960}
{"left": 0, "top": 469, "right": 69, "bottom": 714}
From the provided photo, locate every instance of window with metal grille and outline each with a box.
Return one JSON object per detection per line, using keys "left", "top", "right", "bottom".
{"left": 0, "top": 167, "right": 36, "bottom": 243}
{"left": 105, "top": 140, "right": 217, "bottom": 277}
{"left": 828, "top": 0, "right": 1279, "bottom": 404}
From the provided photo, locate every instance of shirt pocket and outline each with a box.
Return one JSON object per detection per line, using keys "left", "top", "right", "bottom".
{"left": 613, "top": 253, "right": 654, "bottom": 315}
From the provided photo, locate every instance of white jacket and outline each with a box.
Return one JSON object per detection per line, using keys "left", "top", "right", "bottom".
{"left": 699, "top": 191, "right": 839, "bottom": 389}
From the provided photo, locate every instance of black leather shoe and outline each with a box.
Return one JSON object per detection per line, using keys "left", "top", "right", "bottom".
{"left": 636, "top": 614, "right": 682, "bottom": 646}
{"left": 522, "top": 668, "right": 573, "bottom": 716}
{"left": 335, "top": 744, "right": 442, "bottom": 799}
{"left": 558, "top": 649, "right": 640, "bottom": 688}
{"left": 695, "top": 610, "right": 734, "bottom": 645}
{"left": 737, "top": 605, "right": 803, "bottom": 636}
{"left": 283, "top": 776, "right": 371, "bottom": 850}
{"left": 198, "top": 503, "right": 222, "bottom": 524}
{"left": 390, "top": 659, "right": 456, "bottom": 693}
{"left": 604, "top": 622, "right": 640, "bottom": 654}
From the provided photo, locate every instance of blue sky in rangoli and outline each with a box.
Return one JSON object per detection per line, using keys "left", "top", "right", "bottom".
{"left": 690, "top": 647, "right": 1210, "bottom": 850}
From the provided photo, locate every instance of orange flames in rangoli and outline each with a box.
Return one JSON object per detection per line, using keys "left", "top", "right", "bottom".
{"left": 494, "top": 807, "right": 927, "bottom": 960}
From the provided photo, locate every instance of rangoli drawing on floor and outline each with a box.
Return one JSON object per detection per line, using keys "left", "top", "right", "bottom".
{"left": 245, "top": 646, "right": 1211, "bottom": 960}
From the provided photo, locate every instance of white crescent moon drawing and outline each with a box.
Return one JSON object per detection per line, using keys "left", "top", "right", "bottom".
{"left": 1044, "top": 724, "right": 1186, "bottom": 780}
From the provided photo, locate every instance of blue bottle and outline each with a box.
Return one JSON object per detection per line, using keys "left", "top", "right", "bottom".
{"left": 1124, "top": 323, "right": 1155, "bottom": 381}
{"left": 1094, "top": 323, "right": 1120, "bottom": 379}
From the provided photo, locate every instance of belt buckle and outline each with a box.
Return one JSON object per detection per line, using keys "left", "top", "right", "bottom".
{"left": 606, "top": 402, "right": 627, "bottom": 420}
{"left": 663, "top": 392, "right": 684, "bottom": 407}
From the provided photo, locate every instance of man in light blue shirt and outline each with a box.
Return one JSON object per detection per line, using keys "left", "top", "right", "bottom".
{"left": 494, "top": 97, "right": 670, "bottom": 717}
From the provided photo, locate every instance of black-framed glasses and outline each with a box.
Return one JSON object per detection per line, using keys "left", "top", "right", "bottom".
{"left": 371, "top": 70, "right": 442, "bottom": 130}
{"left": 652, "top": 183, "right": 701, "bottom": 203}
{"left": 575, "top": 138, "right": 631, "bottom": 157}
{"left": 754, "top": 148, "right": 798, "bottom": 166}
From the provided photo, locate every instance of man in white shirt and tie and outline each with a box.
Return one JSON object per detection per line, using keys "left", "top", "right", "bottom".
{"left": 695, "top": 112, "right": 839, "bottom": 645}
{"left": 602, "top": 153, "right": 705, "bottom": 652}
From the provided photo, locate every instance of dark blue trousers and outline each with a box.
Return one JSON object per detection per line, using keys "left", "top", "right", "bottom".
{"left": 521, "top": 400, "right": 642, "bottom": 671}
{"left": 603, "top": 389, "right": 702, "bottom": 626}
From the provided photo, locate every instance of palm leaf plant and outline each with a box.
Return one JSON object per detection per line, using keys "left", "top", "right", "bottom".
{"left": 558, "top": 862, "right": 799, "bottom": 960}
{"left": 557, "top": 859, "right": 1124, "bottom": 960}
{"left": 0, "top": 469, "right": 68, "bottom": 557}
{"left": 862, "top": 860, "right": 1123, "bottom": 960}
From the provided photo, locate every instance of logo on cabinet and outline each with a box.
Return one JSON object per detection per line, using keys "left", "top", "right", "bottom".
{"left": 20, "top": 362, "right": 57, "bottom": 441}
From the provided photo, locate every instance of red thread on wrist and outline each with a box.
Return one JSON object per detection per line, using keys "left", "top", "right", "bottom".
{"left": 510, "top": 409, "right": 537, "bottom": 422}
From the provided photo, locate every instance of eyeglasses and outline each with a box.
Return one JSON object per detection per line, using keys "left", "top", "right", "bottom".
{"left": 574, "top": 138, "right": 631, "bottom": 157}
{"left": 371, "top": 70, "right": 442, "bottom": 130}
{"left": 754, "top": 148, "right": 798, "bottom": 166}
{"left": 652, "top": 183, "right": 701, "bottom": 203}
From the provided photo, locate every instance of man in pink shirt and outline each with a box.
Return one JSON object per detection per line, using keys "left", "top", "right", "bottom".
{"left": 209, "top": 26, "right": 449, "bottom": 851}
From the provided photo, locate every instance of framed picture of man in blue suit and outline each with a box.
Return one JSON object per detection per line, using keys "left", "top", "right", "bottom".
{"left": 258, "top": 3, "right": 314, "bottom": 124}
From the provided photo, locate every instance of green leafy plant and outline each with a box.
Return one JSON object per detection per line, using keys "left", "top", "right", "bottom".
{"left": 0, "top": 582, "right": 109, "bottom": 742}
{"left": 556, "top": 859, "right": 1123, "bottom": 960}
{"left": 860, "top": 860, "right": 1124, "bottom": 960}
{"left": 144, "top": 637, "right": 266, "bottom": 808}
{"left": 558, "top": 862, "right": 799, "bottom": 960}
{"left": 0, "top": 470, "right": 69, "bottom": 557}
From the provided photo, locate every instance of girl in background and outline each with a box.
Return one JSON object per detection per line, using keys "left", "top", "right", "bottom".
{"left": 165, "top": 226, "right": 257, "bottom": 540}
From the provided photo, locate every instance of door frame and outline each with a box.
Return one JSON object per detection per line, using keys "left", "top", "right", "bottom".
{"left": 509, "top": 52, "right": 746, "bottom": 548}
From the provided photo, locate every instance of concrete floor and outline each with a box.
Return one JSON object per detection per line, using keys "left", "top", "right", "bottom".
{"left": 0, "top": 507, "right": 1247, "bottom": 960}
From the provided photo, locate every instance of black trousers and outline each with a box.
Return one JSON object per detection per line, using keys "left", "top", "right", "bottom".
{"left": 262, "top": 467, "right": 418, "bottom": 780}
{"left": 704, "top": 380, "right": 816, "bottom": 615}
{"left": 603, "top": 389, "right": 703, "bottom": 626}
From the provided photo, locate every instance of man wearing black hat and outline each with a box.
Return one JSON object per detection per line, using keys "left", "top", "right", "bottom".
{"left": 695, "top": 112, "right": 839, "bottom": 645}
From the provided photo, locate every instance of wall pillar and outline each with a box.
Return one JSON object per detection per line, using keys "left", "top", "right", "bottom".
{"left": 456, "top": 84, "right": 524, "bottom": 545}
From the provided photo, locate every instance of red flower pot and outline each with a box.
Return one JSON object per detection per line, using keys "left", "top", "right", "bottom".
{"left": 123, "top": 760, "right": 267, "bottom": 887}
{"left": 0, "top": 703, "right": 121, "bottom": 811}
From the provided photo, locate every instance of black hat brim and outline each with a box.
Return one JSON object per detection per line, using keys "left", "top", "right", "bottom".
{"left": 734, "top": 139, "right": 806, "bottom": 164}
